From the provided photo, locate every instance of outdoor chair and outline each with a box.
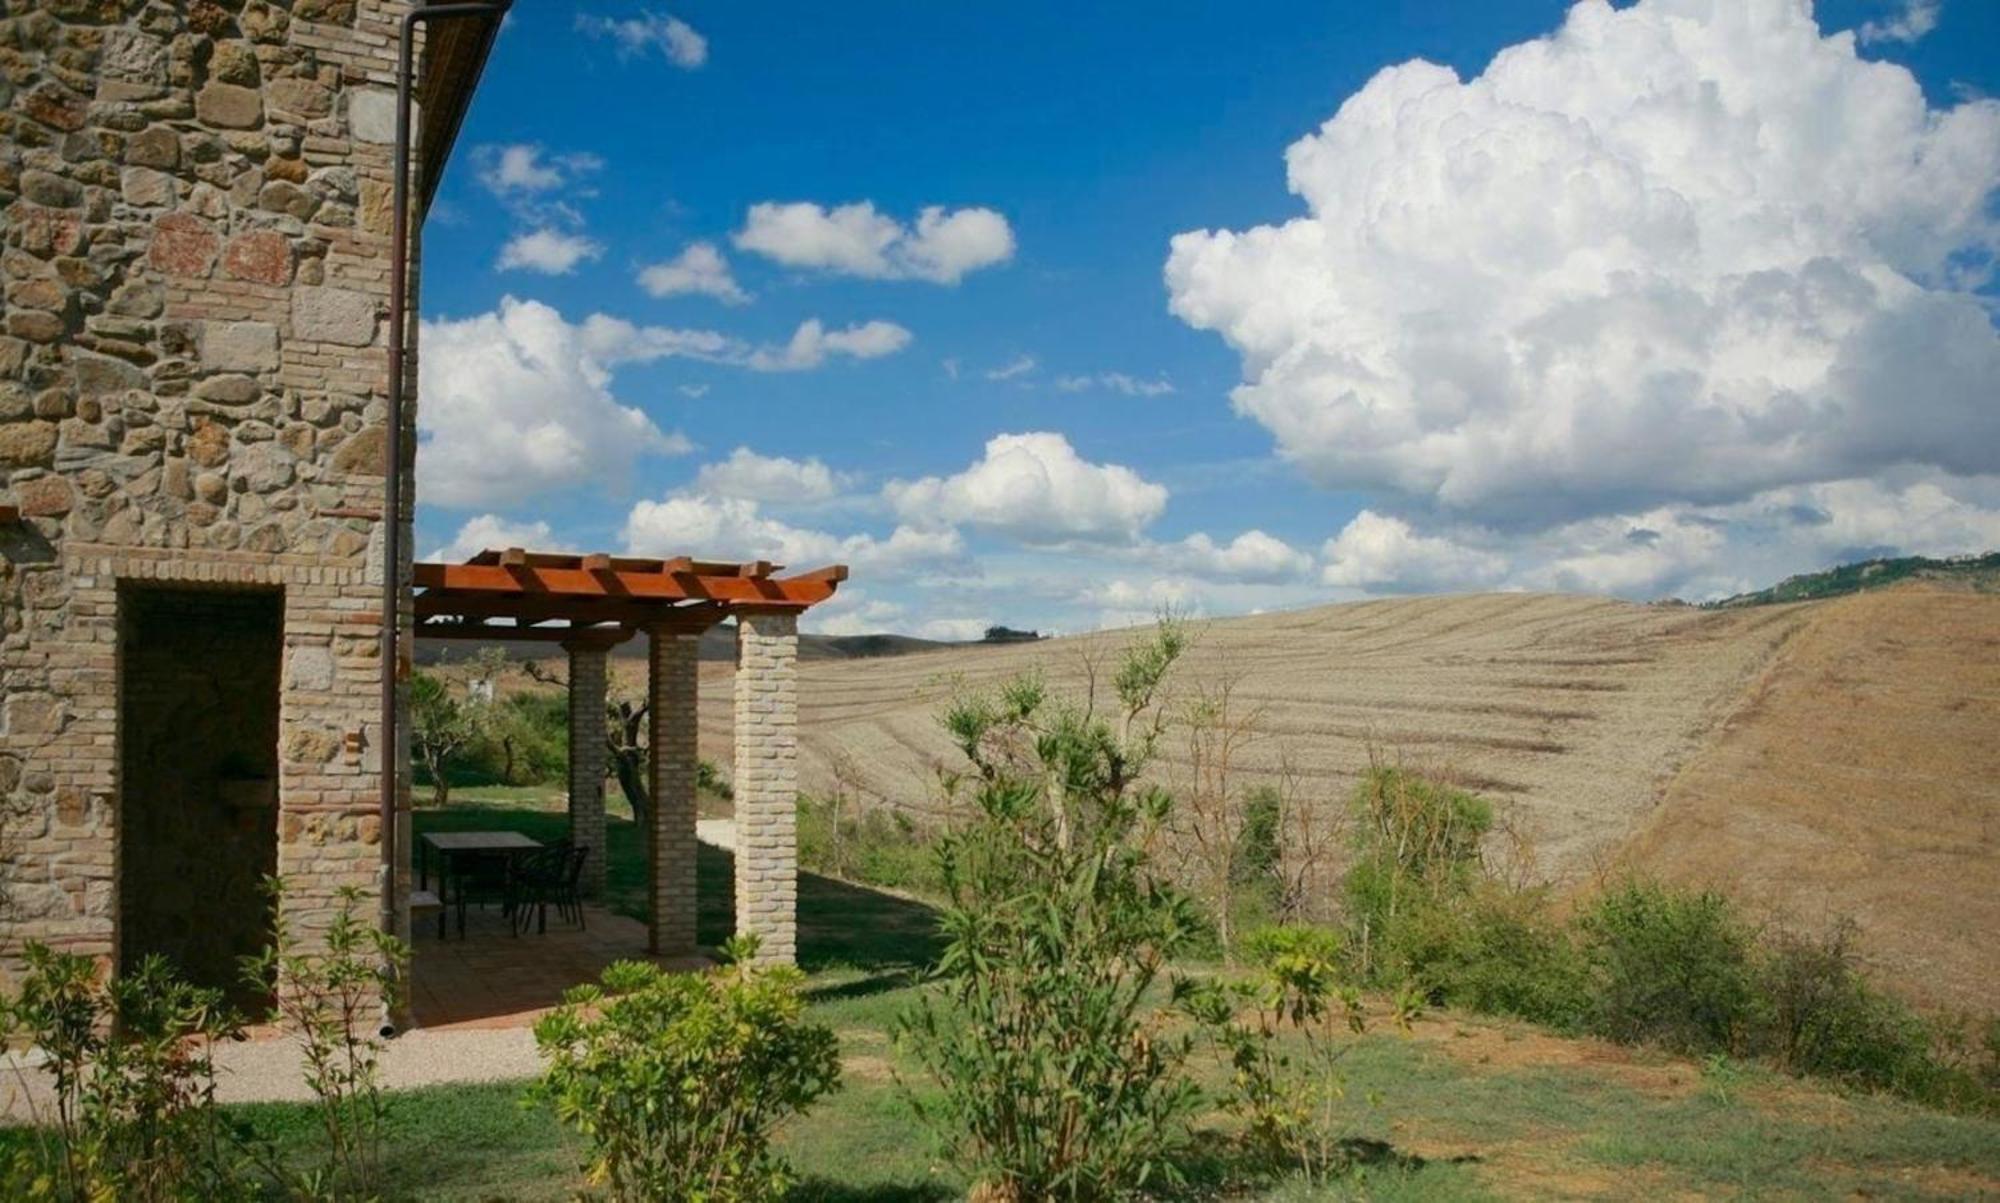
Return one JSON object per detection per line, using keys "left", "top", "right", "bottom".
{"left": 509, "top": 843, "right": 588, "bottom": 936}
{"left": 449, "top": 850, "right": 515, "bottom": 939}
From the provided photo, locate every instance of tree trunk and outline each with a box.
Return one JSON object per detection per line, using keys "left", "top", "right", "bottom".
{"left": 611, "top": 749, "right": 650, "bottom": 830}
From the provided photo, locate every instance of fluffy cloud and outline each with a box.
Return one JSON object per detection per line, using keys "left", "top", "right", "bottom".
{"left": 1321, "top": 473, "right": 2000, "bottom": 600}
{"left": 1859, "top": 0, "right": 1941, "bottom": 45}
{"left": 747, "top": 319, "right": 913, "bottom": 371}
{"left": 577, "top": 12, "right": 707, "bottom": 67}
{"left": 734, "top": 201, "right": 1015, "bottom": 283}
{"left": 477, "top": 144, "right": 602, "bottom": 196}
{"left": 622, "top": 494, "right": 963, "bottom": 573}
{"left": 693, "top": 447, "right": 852, "bottom": 504}
{"left": 1167, "top": 0, "right": 2000, "bottom": 529}
{"left": 496, "top": 228, "right": 603, "bottom": 274}
{"left": 1157, "top": 530, "right": 1313, "bottom": 583}
{"left": 805, "top": 589, "right": 990, "bottom": 640}
{"left": 425, "top": 515, "right": 569, "bottom": 563}
{"left": 1320, "top": 512, "right": 1510, "bottom": 593}
{"left": 418, "top": 298, "right": 691, "bottom": 507}
{"left": 577, "top": 313, "right": 911, "bottom": 372}
{"left": 886, "top": 433, "right": 1169, "bottom": 546}
{"left": 637, "top": 241, "right": 749, "bottom": 304}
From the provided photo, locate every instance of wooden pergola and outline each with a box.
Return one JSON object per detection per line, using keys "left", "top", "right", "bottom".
{"left": 412, "top": 547, "right": 848, "bottom": 963}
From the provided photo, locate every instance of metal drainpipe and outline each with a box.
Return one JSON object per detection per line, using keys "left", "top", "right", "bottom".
{"left": 382, "top": 1, "right": 510, "bottom": 1016}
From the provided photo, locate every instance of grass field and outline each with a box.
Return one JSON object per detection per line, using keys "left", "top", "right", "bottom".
{"left": 341, "top": 793, "right": 2000, "bottom": 1200}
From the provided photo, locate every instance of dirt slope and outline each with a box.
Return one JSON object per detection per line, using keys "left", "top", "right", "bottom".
{"left": 673, "top": 592, "right": 1811, "bottom": 881}
{"left": 1615, "top": 585, "right": 2000, "bottom": 1010}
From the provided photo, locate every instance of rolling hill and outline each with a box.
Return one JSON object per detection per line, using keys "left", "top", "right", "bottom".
{"left": 651, "top": 584, "right": 1997, "bottom": 1011}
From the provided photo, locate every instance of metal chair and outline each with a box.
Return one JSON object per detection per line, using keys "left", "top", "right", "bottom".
{"left": 508, "top": 843, "right": 580, "bottom": 936}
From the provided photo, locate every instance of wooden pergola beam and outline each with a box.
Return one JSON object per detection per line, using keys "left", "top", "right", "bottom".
{"left": 415, "top": 594, "right": 730, "bottom": 629}
{"left": 413, "top": 561, "right": 841, "bottom": 606}
{"left": 415, "top": 621, "right": 636, "bottom": 645}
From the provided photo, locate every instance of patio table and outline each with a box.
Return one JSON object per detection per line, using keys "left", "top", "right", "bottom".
{"left": 419, "top": 831, "right": 542, "bottom": 939}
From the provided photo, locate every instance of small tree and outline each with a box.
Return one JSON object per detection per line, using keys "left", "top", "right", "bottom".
{"left": 240, "top": 881, "right": 409, "bottom": 1201}
{"left": 2, "top": 946, "right": 248, "bottom": 1203}
{"left": 899, "top": 618, "right": 1213, "bottom": 1200}
{"left": 1176, "top": 675, "right": 1264, "bottom": 962}
{"left": 532, "top": 937, "right": 840, "bottom": 1202}
{"left": 410, "top": 672, "right": 484, "bottom": 807}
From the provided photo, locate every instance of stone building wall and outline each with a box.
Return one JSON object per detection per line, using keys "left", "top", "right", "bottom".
{"left": 0, "top": 0, "right": 429, "bottom": 983}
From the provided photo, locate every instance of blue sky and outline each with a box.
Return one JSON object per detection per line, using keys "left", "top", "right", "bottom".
{"left": 414, "top": 0, "right": 2000, "bottom": 637}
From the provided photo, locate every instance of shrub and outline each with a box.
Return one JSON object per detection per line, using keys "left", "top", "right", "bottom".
{"left": 1381, "top": 884, "right": 1591, "bottom": 1031}
{"left": 899, "top": 620, "right": 1214, "bottom": 1200}
{"left": 798, "top": 797, "right": 936, "bottom": 892}
{"left": 475, "top": 692, "right": 568, "bottom": 786}
{"left": 532, "top": 937, "right": 840, "bottom": 1203}
{"left": 1185, "top": 924, "right": 1395, "bottom": 1187}
{"left": 1344, "top": 767, "right": 1491, "bottom": 980}
{"left": 1, "top": 945, "right": 248, "bottom": 1203}
{"left": 1754, "top": 921, "right": 1942, "bottom": 1097}
{"left": 241, "top": 880, "right": 408, "bottom": 1201}
{"left": 1579, "top": 879, "right": 1757, "bottom": 1054}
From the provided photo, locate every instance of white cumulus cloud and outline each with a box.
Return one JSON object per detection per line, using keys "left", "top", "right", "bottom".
{"left": 637, "top": 241, "right": 749, "bottom": 304}
{"left": 418, "top": 298, "right": 692, "bottom": 508}
{"left": 1167, "top": 0, "right": 2000, "bottom": 529}
{"left": 693, "top": 447, "right": 853, "bottom": 504}
{"left": 1158, "top": 530, "right": 1314, "bottom": 583}
{"left": 477, "top": 144, "right": 602, "bottom": 196}
{"left": 577, "top": 11, "right": 707, "bottom": 67}
{"left": 746, "top": 319, "right": 913, "bottom": 371}
{"left": 734, "top": 201, "right": 1015, "bottom": 283}
{"left": 622, "top": 494, "right": 962, "bottom": 573}
{"left": 1858, "top": 0, "right": 1942, "bottom": 45}
{"left": 425, "top": 515, "right": 570, "bottom": 563}
{"left": 885, "top": 432, "right": 1169, "bottom": 546}
{"left": 496, "top": 229, "right": 603, "bottom": 275}
{"left": 1320, "top": 511, "right": 1510, "bottom": 593}
{"left": 576, "top": 314, "right": 911, "bottom": 373}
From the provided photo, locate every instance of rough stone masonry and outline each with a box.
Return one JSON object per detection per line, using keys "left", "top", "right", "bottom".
{"left": 0, "top": 0, "right": 449, "bottom": 988}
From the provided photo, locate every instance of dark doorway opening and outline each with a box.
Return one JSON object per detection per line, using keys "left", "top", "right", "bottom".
{"left": 118, "top": 585, "right": 283, "bottom": 1004}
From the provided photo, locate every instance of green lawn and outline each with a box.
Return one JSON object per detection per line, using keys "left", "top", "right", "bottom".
{"left": 371, "top": 791, "right": 2000, "bottom": 1200}
{"left": 16, "top": 789, "right": 1980, "bottom": 1198}
{"left": 221, "top": 1007, "right": 2000, "bottom": 1201}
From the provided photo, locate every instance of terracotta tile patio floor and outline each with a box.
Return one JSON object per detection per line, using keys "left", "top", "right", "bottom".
{"left": 409, "top": 902, "right": 712, "bottom": 1031}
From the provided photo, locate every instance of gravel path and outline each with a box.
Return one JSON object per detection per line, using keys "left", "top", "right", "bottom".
{"left": 3, "top": 1025, "right": 542, "bottom": 1120}
{"left": 0, "top": 818, "right": 748, "bottom": 1119}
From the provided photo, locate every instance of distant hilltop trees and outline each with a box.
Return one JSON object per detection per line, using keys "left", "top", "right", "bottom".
{"left": 1697, "top": 552, "right": 2000, "bottom": 608}
{"left": 982, "top": 625, "right": 1045, "bottom": 644}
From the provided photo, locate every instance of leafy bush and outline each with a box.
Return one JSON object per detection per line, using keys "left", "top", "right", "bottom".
{"left": 473, "top": 692, "right": 568, "bottom": 786}
{"left": 797, "top": 797, "right": 936, "bottom": 892}
{"left": 1754, "top": 921, "right": 1948, "bottom": 1097}
{"left": 1382, "top": 885, "right": 1591, "bottom": 1030}
{"left": 1344, "top": 767, "right": 1492, "bottom": 980}
{"left": 1185, "top": 924, "right": 1397, "bottom": 1187}
{"left": 1579, "top": 879, "right": 1757, "bottom": 1054}
{"left": 532, "top": 937, "right": 840, "bottom": 1203}
{"left": 899, "top": 620, "right": 1215, "bottom": 1200}
{"left": 1, "top": 945, "right": 248, "bottom": 1203}
{"left": 241, "top": 880, "right": 408, "bottom": 1201}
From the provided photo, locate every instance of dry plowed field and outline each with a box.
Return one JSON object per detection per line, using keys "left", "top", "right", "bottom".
{"left": 610, "top": 584, "right": 1995, "bottom": 1009}
{"left": 1616, "top": 587, "right": 2000, "bottom": 1009}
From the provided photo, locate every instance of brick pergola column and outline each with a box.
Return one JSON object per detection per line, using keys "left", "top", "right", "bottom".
{"left": 563, "top": 639, "right": 609, "bottom": 896}
{"left": 733, "top": 609, "right": 800, "bottom": 964}
{"left": 647, "top": 627, "right": 701, "bottom": 955}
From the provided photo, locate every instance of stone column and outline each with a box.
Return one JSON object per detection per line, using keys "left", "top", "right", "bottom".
{"left": 647, "top": 628, "right": 701, "bottom": 955}
{"left": 563, "top": 640, "right": 609, "bottom": 896}
{"left": 733, "top": 609, "right": 800, "bottom": 964}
